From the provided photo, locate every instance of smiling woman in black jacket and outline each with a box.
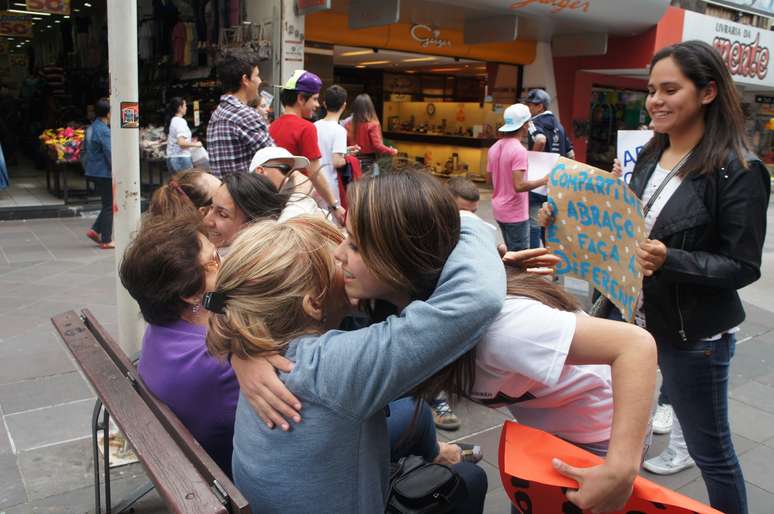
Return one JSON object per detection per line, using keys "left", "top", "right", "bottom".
{"left": 626, "top": 41, "right": 769, "bottom": 514}
{"left": 540, "top": 40, "right": 769, "bottom": 514}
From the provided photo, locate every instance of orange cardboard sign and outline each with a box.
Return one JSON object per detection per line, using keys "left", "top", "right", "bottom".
{"left": 546, "top": 158, "right": 645, "bottom": 321}
{"left": 499, "top": 421, "right": 722, "bottom": 514}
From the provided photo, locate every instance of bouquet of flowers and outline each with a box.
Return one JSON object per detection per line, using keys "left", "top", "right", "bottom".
{"left": 40, "top": 127, "right": 85, "bottom": 162}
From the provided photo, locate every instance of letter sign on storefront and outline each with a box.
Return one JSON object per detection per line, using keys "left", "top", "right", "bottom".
{"left": 0, "top": 13, "right": 32, "bottom": 38}
{"left": 410, "top": 24, "right": 452, "bottom": 49}
{"left": 683, "top": 10, "right": 774, "bottom": 88}
{"left": 26, "top": 0, "right": 70, "bottom": 15}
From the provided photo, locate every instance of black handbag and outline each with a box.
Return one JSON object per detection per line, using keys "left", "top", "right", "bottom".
{"left": 385, "top": 455, "right": 467, "bottom": 514}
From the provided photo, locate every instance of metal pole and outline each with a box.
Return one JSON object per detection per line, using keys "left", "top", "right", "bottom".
{"left": 107, "top": 0, "right": 143, "bottom": 355}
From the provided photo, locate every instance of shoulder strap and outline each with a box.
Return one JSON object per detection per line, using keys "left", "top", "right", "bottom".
{"left": 642, "top": 151, "right": 692, "bottom": 216}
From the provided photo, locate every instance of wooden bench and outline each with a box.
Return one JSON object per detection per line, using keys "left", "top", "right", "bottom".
{"left": 52, "top": 309, "right": 250, "bottom": 514}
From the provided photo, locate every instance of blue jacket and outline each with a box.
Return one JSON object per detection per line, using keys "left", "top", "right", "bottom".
{"left": 83, "top": 119, "right": 112, "bottom": 178}
{"left": 232, "top": 215, "right": 506, "bottom": 514}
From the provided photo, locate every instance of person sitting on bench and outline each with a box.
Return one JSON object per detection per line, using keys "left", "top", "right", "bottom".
{"left": 119, "top": 215, "right": 238, "bottom": 476}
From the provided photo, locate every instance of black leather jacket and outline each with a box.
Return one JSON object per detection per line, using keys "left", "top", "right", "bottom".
{"left": 629, "top": 151, "right": 771, "bottom": 346}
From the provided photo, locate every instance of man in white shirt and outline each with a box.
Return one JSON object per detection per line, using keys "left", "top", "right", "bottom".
{"left": 314, "top": 85, "right": 349, "bottom": 211}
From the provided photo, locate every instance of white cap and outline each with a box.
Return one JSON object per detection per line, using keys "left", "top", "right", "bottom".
{"left": 249, "top": 146, "right": 309, "bottom": 173}
{"left": 499, "top": 103, "right": 531, "bottom": 132}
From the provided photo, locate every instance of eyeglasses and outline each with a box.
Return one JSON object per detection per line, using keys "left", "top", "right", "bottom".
{"left": 202, "top": 247, "right": 221, "bottom": 272}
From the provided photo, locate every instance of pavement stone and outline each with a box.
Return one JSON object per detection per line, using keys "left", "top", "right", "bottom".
{"left": 0, "top": 327, "right": 75, "bottom": 382}
{"left": 730, "top": 380, "right": 774, "bottom": 416}
{"left": 17, "top": 438, "right": 96, "bottom": 502}
{"left": 0, "top": 372, "right": 94, "bottom": 415}
{"left": 738, "top": 443, "right": 774, "bottom": 494}
{"left": 5, "top": 399, "right": 93, "bottom": 452}
{"left": 728, "top": 399, "right": 774, "bottom": 443}
{"left": 0, "top": 452, "right": 27, "bottom": 509}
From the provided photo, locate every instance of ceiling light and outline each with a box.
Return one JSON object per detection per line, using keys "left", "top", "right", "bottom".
{"left": 429, "top": 67, "right": 462, "bottom": 72}
{"left": 402, "top": 56, "right": 436, "bottom": 63}
{"left": 7, "top": 9, "right": 51, "bottom": 15}
{"left": 64, "top": 15, "right": 70, "bottom": 19}
{"left": 54, "top": 20, "right": 61, "bottom": 23}
{"left": 340, "top": 49, "right": 373, "bottom": 57}
{"left": 358, "top": 60, "right": 390, "bottom": 66}
{"left": 46, "top": 24, "right": 52, "bottom": 28}
{"left": 73, "top": 8, "right": 80, "bottom": 12}
{"left": 32, "top": 16, "right": 42, "bottom": 20}
{"left": 13, "top": 2, "right": 27, "bottom": 6}
{"left": 355, "top": 65, "right": 366, "bottom": 69}
{"left": 84, "top": 2, "right": 92, "bottom": 6}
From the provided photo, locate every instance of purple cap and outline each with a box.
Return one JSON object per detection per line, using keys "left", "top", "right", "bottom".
{"left": 283, "top": 70, "right": 323, "bottom": 94}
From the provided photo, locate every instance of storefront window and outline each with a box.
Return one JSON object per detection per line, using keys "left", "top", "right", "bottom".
{"left": 587, "top": 87, "right": 649, "bottom": 170}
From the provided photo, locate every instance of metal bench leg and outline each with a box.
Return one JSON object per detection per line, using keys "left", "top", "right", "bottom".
{"left": 103, "top": 407, "right": 112, "bottom": 514}
{"left": 113, "top": 480, "right": 155, "bottom": 513}
{"left": 92, "top": 399, "right": 103, "bottom": 514}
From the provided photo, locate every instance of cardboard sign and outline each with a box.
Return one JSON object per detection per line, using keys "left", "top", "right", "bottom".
{"left": 26, "top": 0, "right": 70, "bottom": 15}
{"left": 499, "top": 421, "right": 722, "bottom": 514}
{"left": 616, "top": 130, "right": 653, "bottom": 184}
{"left": 0, "top": 12, "right": 33, "bottom": 38}
{"left": 527, "top": 151, "right": 560, "bottom": 196}
{"left": 546, "top": 158, "right": 645, "bottom": 321}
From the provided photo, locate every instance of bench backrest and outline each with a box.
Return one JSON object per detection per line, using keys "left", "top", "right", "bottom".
{"left": 51, "top": 310, "right": 245, "bottom": 514}
{"left": 80, "top": 309, "right": 251, "bottom": 514}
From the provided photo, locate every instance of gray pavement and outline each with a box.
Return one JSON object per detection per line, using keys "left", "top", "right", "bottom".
{"left": 0, "top": 193, "right": 772, "bottom": 513}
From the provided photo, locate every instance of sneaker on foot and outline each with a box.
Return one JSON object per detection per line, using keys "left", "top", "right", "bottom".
{"left": 652, "top": 403, "right": 674, "bottom": 434}
{"left": 431, "top": 399, "right": 461, "bottom": 431}
{"left": 86, "top": 229, "right": 101, "bottom": 244}
{"left": 643, "top": 446, "right": 695, "bottom": 475}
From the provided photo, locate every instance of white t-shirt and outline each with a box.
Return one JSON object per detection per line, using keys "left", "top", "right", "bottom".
{"left": 471, "top": 296, "right": 613, "bottom": 444}
{"left": 314, "top": 119, "right": 347, "bottom": 206}
{"left": 278, "top": 192, "right": 330, "bottom": 223}
{"left": 167, "top": 116, "right": 192, "bottom": 157}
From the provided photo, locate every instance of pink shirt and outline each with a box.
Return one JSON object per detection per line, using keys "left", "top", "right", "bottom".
{"left": 487, "top": 137, "right": 529, "bottom": 223}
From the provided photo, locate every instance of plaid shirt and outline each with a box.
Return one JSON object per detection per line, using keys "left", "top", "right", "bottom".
{"left": 207, "top": 95, "right": 274, "bottom": 176}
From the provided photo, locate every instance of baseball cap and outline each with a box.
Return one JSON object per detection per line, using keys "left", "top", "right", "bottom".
{"left": 249, "top": 147, "right": 309, "bottom": 174}
{"left": 525, "top": 89, "right": 551, "bottom": 106}
{"left": 282, "top": 70, "right": 323, "bottom": 94}
{"left": 499, "top": 104, "right": 531, "bottom": 132}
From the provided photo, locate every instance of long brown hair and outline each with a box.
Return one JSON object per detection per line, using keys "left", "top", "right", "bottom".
{"left": 349, "top": 93, "right": 379, "bottom": 143}
{"left": 348, "top": 170, "right": 581, "bottom": 405}
{"left": 640, "top": 40, "right": 750, "bottom": 176}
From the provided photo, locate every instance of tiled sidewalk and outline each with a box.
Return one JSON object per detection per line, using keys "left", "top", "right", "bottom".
{"left": 1, "top": 201, "right": 773, "bottom": 513}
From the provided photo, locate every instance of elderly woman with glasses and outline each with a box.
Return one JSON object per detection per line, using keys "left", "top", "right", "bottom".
{"left": 118, "top": 215, "right": 237, "bottom": 475}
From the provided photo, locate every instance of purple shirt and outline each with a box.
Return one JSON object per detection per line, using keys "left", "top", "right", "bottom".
{"left": 487, "top": 137, "right": 529, "bottom": 223}
{"left": 137, "top": 319, "right": 238, "bottom": 475}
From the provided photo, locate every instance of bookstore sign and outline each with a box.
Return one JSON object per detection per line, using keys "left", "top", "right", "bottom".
{"left": 683, "top": 10, "right": 774, "bottom": 88}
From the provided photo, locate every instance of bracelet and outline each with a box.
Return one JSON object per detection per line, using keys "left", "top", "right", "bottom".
{"left": 327, "top": 202, "right": 340, "bottom": 212}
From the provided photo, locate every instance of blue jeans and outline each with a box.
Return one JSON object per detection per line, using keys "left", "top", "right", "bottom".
{"left": 658, "top": 334, "right": 747, "bottom": 514}
{"left": 90, "top": 177, "right": 113, "bottom": 243}
{"left": 167, "top": 156, "right": 193, "bottom": 173}
{"left": 387, "top": 398, "right": 487, "bottom": 514}
{"left": 528, "top": 192, "right": 546, "bottom": 248}
{"left": 497, "top": 220, "right": 530, "bottom": 252}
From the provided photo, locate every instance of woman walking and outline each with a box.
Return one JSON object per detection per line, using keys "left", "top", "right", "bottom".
{"left": 343, "top": 93, "right": 397, "bottom": 176}
{"left": 165, "top": 97, "right": 202, "bottom": 172}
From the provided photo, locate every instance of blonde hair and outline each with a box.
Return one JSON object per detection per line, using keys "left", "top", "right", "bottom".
{"left": 206, "top": 216, "right": 344, "bottom": 360}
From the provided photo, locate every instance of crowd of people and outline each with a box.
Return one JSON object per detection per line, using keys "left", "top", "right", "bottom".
{"left": 94, "top": 39, "right": 771, "bottom": 514}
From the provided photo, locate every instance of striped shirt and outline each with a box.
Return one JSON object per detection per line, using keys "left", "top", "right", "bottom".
{"left": 207, "top": 95, "right": 273, "bottom": 176}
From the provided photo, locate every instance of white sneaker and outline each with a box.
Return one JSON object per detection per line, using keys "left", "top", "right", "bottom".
{"left": 643, "top": 446, "right": 695, "bottom": 475}
{"left": 652, "top": 403, "right": 674, "bottom": 434}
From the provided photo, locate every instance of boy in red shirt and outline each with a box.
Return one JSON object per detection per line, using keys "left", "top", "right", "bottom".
{"left": 270, "top": 70, "right": 345, "bottom": 224}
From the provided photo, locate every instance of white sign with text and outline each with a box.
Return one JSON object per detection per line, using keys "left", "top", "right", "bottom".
{"left": 616, "top": 130, "right": 653, "bottom": 184}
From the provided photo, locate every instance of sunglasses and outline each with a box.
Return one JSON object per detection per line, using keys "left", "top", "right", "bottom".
{"left": 262, "top": 163, "right": 293, "bottom": 174}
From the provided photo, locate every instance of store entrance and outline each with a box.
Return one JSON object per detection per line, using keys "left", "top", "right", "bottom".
{"left": 586, "top": 86, "right": 649, "bottom": 171}
{"left": 324, "top": 45, "right": 509, "bottom": 181}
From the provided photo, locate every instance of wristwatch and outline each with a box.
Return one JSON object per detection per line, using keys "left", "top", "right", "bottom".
{"left": 328, "top": 202, "right": 341, "bottom": 212}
